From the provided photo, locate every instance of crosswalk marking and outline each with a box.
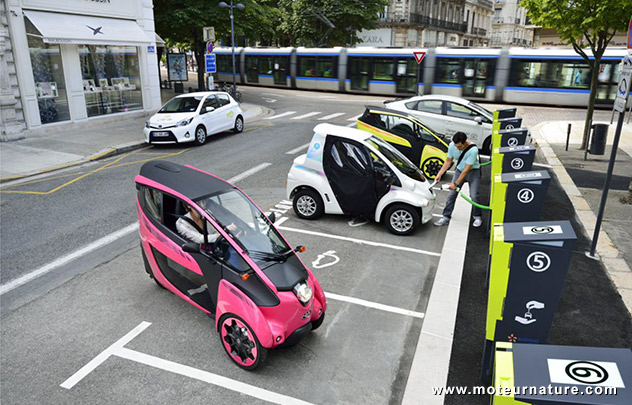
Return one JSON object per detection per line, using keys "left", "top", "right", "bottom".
{"left": 292, "top": 112, "right": 321, "bottom": 120}
{"left": 264, "top": 111, "right": 297, "bottom": 120}
{"left": 347, "top": 114, "right": 362, "bottom": 121}
{"left": 318, "top": 112, "right": 345, "bottom": 121}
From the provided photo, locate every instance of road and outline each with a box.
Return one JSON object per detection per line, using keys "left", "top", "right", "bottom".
{"left": 1, "top": 87, "right": 453, "bottom": 404}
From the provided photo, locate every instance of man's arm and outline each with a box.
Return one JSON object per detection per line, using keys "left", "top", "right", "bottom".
{"left": 435, "top": 157, "right": 453, "bottom": 182}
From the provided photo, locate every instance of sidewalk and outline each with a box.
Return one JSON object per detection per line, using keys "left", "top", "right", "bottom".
{"left": 532, "top": 120, "right": 632, "bottom": 313}
{"left": 0, "top": 76, "right": 265, "bottom": 182}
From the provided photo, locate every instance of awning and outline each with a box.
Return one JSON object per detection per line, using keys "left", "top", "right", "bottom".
{"left": 24, "top": 10, "right": 152, "bottom": 46}
{"left": 155, "top": 33, "right": 166, "bottom": 47}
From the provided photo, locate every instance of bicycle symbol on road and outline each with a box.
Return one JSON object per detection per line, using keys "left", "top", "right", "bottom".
{"left": 526, "top": 251, "right": 551, "bottom": 272}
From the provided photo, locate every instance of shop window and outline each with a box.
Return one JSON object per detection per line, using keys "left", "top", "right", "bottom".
{"left": 25, "top": 18, "right": 70, "bottom": 124}
{"left": 79, "top": 45, "right": 143, "bottom": 117}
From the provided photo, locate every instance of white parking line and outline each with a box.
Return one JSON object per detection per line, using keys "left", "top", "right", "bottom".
{"left": 347, "top": 114, "right": 362, "bottom": 121}
{"left": 62, "top": 322, "right": 313, "bottom": 404}
{"left": 285, "top": 143, "right": 310, "bottom": 155}
{"left": 345, "top": 122, "right": 356, "bottom": 127}
{"left": 264, "top": 111, "right": 297, "bottom": 120}
{"left": 291, "top": 112, "right": 321, "bottom": 120}
{"left": 0, "top": 223, "right": 139, "bottom": 296}
{"left": 61, "top": 321, "right": 152, "bottom": 389}
{"left": 326, "top": 292, "right": 425, "bottom": 319}
{"left": 318, "top": 113, "right": 345, "bottom": 121}
{"left": 116, "top": 348, "right": 313, "bottom": 404}
{"left": 276, "top": 225, "right": 441, "bottom": 257}
{"left": 228, "top": 163, "right": 272, "bottom": 183}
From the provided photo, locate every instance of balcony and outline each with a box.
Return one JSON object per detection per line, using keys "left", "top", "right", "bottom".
{"left": 494, "top": 0, "right": 504, "bottom": 7}
{"left": 492, "top": 17, "right": 504, "bottom": 24}
{"left": 476, "top": 0, "right": 494, "bottom": 8}
{"left": 378, "top": 12, "right": 467, "bottom": 32}
{"left": 472, "top": 27, "right": 487, "bottom": 36}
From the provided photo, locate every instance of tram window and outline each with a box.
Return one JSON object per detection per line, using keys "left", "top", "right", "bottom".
{"left": 511, "top": 60, "right": 591, "bottom": 89}
{"left": 317, "top": 58, "right": 334, "bottom": 78}
{"left": 300, "top": 57, "right": 317, "bottom": 76}
{"left": 373, "top": 58, "right": 395, "bottom": 81}
{"left": 414, "top": 100, "right": 443, "bottom": 115}
{"left": 259, "top": 56, "right": 273, "bottom": 74}
{"left": 436, "top": 58, "right": 460, "bottom": 84}
{"left": 446, "top": 102, "right": 479, "bottom": 121}
{"left": 217, "top": 54, "right": 239, "bottom": 73}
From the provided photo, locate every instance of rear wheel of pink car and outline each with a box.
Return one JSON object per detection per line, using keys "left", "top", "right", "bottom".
{"left": 219, "top": 313, "right": 267, "bottom": 370}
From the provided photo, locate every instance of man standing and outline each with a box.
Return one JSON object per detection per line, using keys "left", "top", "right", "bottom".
{"left": 434, "top": 132, "right": 482, "bottom": 227}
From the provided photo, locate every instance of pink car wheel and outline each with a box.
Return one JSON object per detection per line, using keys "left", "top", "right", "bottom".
{"left": 219, "top": 314, "right": 266, "bottom": 370}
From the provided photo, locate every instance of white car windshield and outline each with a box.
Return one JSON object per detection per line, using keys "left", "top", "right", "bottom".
{"left": 366, "top": 136, "right": 426, "bottom": 183}
{"left": 467, "top": 101, "right": 492, "bottom": 118}
{"left": 196, "top": 189, "right": 290, "bottom": 259}
{"left": 159, "top": 96, "right": 203, "bottom": 113}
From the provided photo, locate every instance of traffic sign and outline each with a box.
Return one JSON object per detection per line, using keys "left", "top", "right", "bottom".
{"left": 206, "top": 41, "right": 214, "bottom": 54}
{"left": 413, "top": 51, "right": 426, "bottom": 64}
{"left": 613, "top": 55, "right": 631, "bottom": 113}
{"left": 205, "top": 53, "right": 216, "bottom": 73}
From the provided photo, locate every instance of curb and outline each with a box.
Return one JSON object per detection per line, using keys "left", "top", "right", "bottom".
{"left": 532, "top": 123, "right": 632, "bottom": 315}
{"left": 402, "top": 183, "right": 473, "bottom": 404}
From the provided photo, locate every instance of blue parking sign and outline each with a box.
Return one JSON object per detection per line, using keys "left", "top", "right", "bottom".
{"left": 205, "top": 54, "right": 216, "bottom": 73}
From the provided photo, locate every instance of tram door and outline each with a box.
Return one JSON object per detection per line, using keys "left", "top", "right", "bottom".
{"left": 246, "top": 57, "right": 259, "bottom": 83}
{"left": 595, "top": 62, "right": 620, "bottom": 104}
{"left": 462, "top": 59, "right": 488, "bottom": 98}
{"left": 273, "top": 56, "right": 288, "bottom": 85}
{"left": 395, "top": 58, "right": 419, "bottom": 94}
{"left": 349, "top": 57, "right": 370, "bottom": 91}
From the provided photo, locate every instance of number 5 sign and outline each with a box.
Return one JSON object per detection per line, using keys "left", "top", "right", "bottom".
{"left": 527, "top": 251, "right": 551, "bottom": 272}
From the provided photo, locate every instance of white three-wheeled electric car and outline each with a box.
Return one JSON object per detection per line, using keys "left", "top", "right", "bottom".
{"left": 286, "top": 124, "right": 436, "bottom": 235}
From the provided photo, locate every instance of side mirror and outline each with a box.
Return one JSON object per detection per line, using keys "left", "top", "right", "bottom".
{"left": 268, "top": 212, "right": 276, "bottom": 223}
{"left": 182, "top": 242, "right": 200, "bottom": 253}
{"left": 205, "top": 106, "right": 215, "bottom": 113}
{"left": 474, "top": 116, "right": 482, "bottom": 125}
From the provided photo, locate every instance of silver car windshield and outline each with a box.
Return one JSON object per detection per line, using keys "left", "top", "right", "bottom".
{"left": 158, "top": 96, "right": 202, "bottom": 113}
{"left": 366, "top": 136, "right": 426, "bottom": 183}
{"left": 197, "top": 189, "right": 290, "bottom": 257}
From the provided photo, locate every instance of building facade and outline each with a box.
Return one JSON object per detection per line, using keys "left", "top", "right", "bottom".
{"left": 462, "top": 0, "right": 493, "bottom": 46}
{"left": 490, "top": 0, "right": 534, "bottom": 47}
{"left": 1, "top": 0, "right": 161, "bottom": 141}
{"left": 358, "top": 0, "right": 469, "bottom": 47}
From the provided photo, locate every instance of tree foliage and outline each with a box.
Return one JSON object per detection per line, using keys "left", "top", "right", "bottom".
{"left": 277, "top": 0, "right": 388, "bottom": 47}
{"left": 522, "top": 0, "right": 632, "bottom": 148}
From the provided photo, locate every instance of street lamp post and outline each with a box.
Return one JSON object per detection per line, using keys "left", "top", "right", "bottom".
{"left": 219, "top": 1, "right": 244, "bottom": 101}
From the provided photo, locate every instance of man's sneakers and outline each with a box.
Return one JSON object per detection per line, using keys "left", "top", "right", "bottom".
{"left": 473, "top": 216, "right": 483, "bottom": 228}
{"left": 434, "top": 216, "right": 450, "bottom": 226}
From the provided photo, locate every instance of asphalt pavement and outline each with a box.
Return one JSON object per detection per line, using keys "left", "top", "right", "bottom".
{"left": 1, "top": 83, "right": 631, "bottom": 403}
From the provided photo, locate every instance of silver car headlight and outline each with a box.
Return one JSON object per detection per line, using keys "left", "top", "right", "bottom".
{"left": 176, "top": 117, "right": 194, "bottom": 127}
{"left": 293, "top": 281, "right": 312, "bottom": 305}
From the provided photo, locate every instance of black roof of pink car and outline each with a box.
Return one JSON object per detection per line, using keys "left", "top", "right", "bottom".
{"left": 138, "top": 160, "right": 233, "bottom": 201}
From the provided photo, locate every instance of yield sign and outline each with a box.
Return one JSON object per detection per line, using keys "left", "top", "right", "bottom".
{"left": 413, "top": 51, "right": 426, "bottom": 64}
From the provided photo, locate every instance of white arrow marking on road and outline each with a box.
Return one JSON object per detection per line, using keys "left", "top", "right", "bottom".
{"left": 264, "top": 111, "right": 297, "bottom": 120}
{"left": 318, "top": 112, "right": 345, "bottom": 121}
{"left": 292, "top": 112, "right": 321, "bottom": 120}
{"left": 262, "top": 97, "right": 277, "bottom": 103}
{"left": 312, "top": 250, "right": 340, "bottom": 269}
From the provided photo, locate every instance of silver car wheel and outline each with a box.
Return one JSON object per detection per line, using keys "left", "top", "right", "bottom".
{"left": 296, "top": 195, "right": 316, "bottom": 217}
{"left": 196, "top": 128, "right": 206, "bottom": 143}
{"left": 390, "top": 209, "right": 414, "bottom": 232}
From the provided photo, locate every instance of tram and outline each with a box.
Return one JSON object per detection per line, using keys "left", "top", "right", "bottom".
{"left": 211, "top": 46, "right": 627, "bottom": 107}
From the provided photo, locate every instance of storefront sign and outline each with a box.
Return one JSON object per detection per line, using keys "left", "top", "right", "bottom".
{"left": 23, "top": 0, "right": 136, "bottom": 19}
{"left": 356, "top": 28, "right": 392, "bottom": 47}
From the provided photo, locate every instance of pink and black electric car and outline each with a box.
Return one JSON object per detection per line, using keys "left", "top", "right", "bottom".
{"left": 135, "top": 160, "right": 326, "bottom": 370}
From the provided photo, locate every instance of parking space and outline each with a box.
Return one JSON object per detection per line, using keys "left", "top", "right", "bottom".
{"left": 1, "top": 182, "right": 453, "bottom": 404}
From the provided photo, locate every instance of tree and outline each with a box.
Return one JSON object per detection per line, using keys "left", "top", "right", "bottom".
{"left": 278, "top": 0, "right": 388, "bottom": 47}
{"left": 521, "top": 1, "right": 632, "bottom": 150}
{"left": 154, "top": 0, "right": 281, "bottom": 90}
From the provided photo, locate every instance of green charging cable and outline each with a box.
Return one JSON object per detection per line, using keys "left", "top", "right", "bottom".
{"left": 480, "top": 160, "right": 491, "bottom": 166}
{"left": 455, "top": 186, "right": 491, "bottom": 210}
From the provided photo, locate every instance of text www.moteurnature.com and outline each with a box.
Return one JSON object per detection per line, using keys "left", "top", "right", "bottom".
{"left": 433, "top": 385, "right": 618, "bottom": 396}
